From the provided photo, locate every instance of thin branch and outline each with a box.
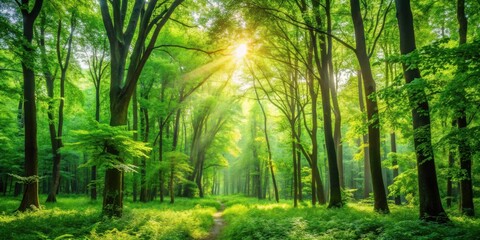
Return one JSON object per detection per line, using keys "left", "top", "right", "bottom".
{"left": 170, "top": 18, "right": 198, "bottom": 28}
{"left": 153, "top": 44, "right": 225, "bottom": 56}
{"left": 247, "top": 5, "right": 357, "bottom": 53}
{"left": 368, "top": 0, "right": 393, "bottom": 58}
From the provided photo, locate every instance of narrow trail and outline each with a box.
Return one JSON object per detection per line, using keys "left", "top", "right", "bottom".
{"left": 204, "top": 201, "right": 226, "bottom": 240}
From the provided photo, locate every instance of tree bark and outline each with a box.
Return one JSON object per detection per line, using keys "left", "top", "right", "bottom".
{"left": 88, "top": 39, "right": 107, "bottom": 202}
{"left": 99, "top": 0, "right": 183, "bottom": 217}
{"left": 390, "top": 132, "right": 401, "bottom": 205}
{"left": 327, "top": 0, "right": 343, "bottom": 189}
{"left": 18, "top": 0, "right": 43, "bottom": 212}
{"left": 395, "top": 0, "right": 448, "bottom": 222}
{"left": 350, "top": 0, "right": 389, "bottom": 213}
{"left": 132, "top": 88, "right": 139, "bottom": 202}
{"left": 46, "top": 16, "right": 75, "bottom": 203}
{"left": 357, "top": 71, "right": 371, "bottom": 198}
{"left": 446, "top": 136, "right": 455, "bottom": 208}
{"left": 456, "top": 0, "right": 474, "bottom": 217}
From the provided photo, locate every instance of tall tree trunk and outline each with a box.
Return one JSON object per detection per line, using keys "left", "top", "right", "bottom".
{"left": 306, "top": 29, "right": 326, "bottom": 205}
{"left": 456, "top": 0, "right": 474, "bottom": 217}
{"left": 158, "top": 117, "right": 165, "bottom": 202}
{"left": 88, "top": 40, "right": 107, "bottom": 202}
{"left": 358, "top": 71, "right": 371, "bottom": 198}
{"left": 132, "top": 88, "right": 139, "bottom": 202}
{"left": 350, "top": 0, "right": 389, "bottom": 213}
{"left": 310, "top": 0, "right": 342, "bottom": 207}
{"left": 139, "top": 103, "right": 149, "bottom": 202}
{"left": 254, "top": 83, "right": 279, "bottom": 203}
{"left": 91, "top": 84, "right": 101, "bottom": 201}
{"left": 292, "top": 126, "right": 298, "bottom": 207}
{"left": 99, "top": 0, "right": 183, "bottom": 217}
{"left": 296, "top": 121, "right": 302, "bottom": 202}
{"left": 390, "top": 132, "right": 401, "bottom": 205}
{"left": 169, "top": 158, "right": 175, "bottom": 203}
{"left": 18, "top": 0, "right": 43, "bottom": 212}
{"left": 39, "top": 14, "right": 60, "bottom": 203}
{"left": 395, "top": 0, "right": 448, "bottom": 222}
{"left": 46, "top": 16, "right": 75, "bottom": 203}
{"left": 251, "top": 117, "right": 262, "bottom": 199}
{"left": 446, "top": 147, "right": 455, "bottom": 208}
{"left": 327, "top": 0, "right": 343, "bottom": 189}
{"left": 314, "top": 37, "right": 342, "bottom": 207}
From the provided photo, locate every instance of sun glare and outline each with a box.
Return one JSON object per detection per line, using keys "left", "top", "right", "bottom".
{"left": 234, "top": 43, "right": 248, "bottom": 59}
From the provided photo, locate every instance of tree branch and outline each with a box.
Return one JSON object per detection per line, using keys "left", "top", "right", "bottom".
{"left": 153, "top": 44, "right": 225, "bottom": 56}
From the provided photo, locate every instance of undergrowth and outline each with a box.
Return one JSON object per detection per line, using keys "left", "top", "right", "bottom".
{"left": 0, "top": 195, "right": 219, "bottom": 240}
{"left": 220, "top": 199, "right": 480, "bottom": 240}
{"left": 1, "top": 195, "right": 479, "bottom": 240}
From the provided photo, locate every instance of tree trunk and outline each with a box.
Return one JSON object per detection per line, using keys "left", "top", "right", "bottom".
{"left": 252, "top": 117, "right": 262, "bottom": 199}
{"left": 447, "top": 123, "right": 455, "bottom": 208}
{"left": 254, "top": 83, "right": 279, "bottom": 203}
{"left": 456, "top": 0, "right": 474, "bottom": 217}
{"left": 169, "top": 162, "right": 175, "bottom": 204}
{"left": 350, "top": 0, "right": 389, "bottom": 213}
{"left": 395, "top": 0, "right": 448, "bottom": 222}
{"left": 103, "top": 110, "right": 127, "bottom": 217}
{"left": 99, "top": 0, "right": 183, "bottom": 217}
{"left": 91, "top": 85, "right": 101, "bottom": 201}
{"left": 18, "top": 0, "right": 43, "bottom": 212}
{"left": 357, "top": 71, "right": 372, "bottom": 198}
{"left": 292, "top": 124, "right": 298, "bottom": 207}
{"left": 159, "top": 117, "right": 165, "bottom": 202}
{"left": 327, "top": 0, "right": 343, "bottom": 189}
{"left": 390, "top": 132, "right": 401, "bottom": 205}
{"left": 305, "top": 30, "right": 326, "bottom": 205}
{"left": 312, "top": 34, "right": 342, "bottom": 207}
{"left": 139, "top": 103, "right": 149, "bottom": 202}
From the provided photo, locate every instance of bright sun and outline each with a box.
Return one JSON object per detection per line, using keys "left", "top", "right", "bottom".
{"left": 234, "top": 43, "right": 248, "bottom": 59}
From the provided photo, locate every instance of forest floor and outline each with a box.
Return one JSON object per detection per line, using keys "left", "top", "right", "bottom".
{"left": 0, "top": 195, "right": 479, "bottom": 239}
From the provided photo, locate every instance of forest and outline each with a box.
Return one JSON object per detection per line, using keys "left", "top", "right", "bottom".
{"left": 0, "top": 0, "right": 479, "bottom": 239}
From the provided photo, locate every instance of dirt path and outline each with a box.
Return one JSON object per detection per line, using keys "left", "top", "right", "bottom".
{"left": 203, "top": 202, "right": 226, "bottom": 240}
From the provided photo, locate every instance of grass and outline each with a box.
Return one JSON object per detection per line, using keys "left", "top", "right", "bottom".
{"left": 1, "top": 195, "right": 479, "bottom": 240}
{"left": 220, "top": 198, "right": 480, "bottom": 240}
{"left": 0, "top": 195, "right": 219, "bottom": 240}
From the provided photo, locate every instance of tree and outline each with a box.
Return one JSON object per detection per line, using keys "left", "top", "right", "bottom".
{"left": 99, "top": 0, "right": 184, "bottom": 217}
{"left": 455, "top": 0, "right": 474, "bottom": 217}
{"left": 162, "top": 152, "right": 191, "bottom": 203}
{"left": 308, "top": 0, "right": 342, "bottom": 208}
{"left": 17, "top": 0, "right": 44, "bottom": 212}
{"left": 37, "top": 8, "right": 77, "bottom": 203}
{"left": 84, "top": 15, "right": 109, "bottom": 201}
{"left": 350, "top": 0, "right": 389, "bottom": 213}
{"left": 253, "top": 81, "right": 279, "bottom": 203}
{"left": 395, "top": 0, "right": 448, "bottom": 222}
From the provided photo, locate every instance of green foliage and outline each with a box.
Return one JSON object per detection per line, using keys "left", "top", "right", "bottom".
{"left": 221, "top": 199, "right": 480, "bottom": 240}
{"left": 63, "top": 121, "right": 151, "bottom": 172}
{"left": 0, "top": 195, "right": 218, "bottom": 240}
{"left": 161, "top": 151, "right": 192, "bottom": 184}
